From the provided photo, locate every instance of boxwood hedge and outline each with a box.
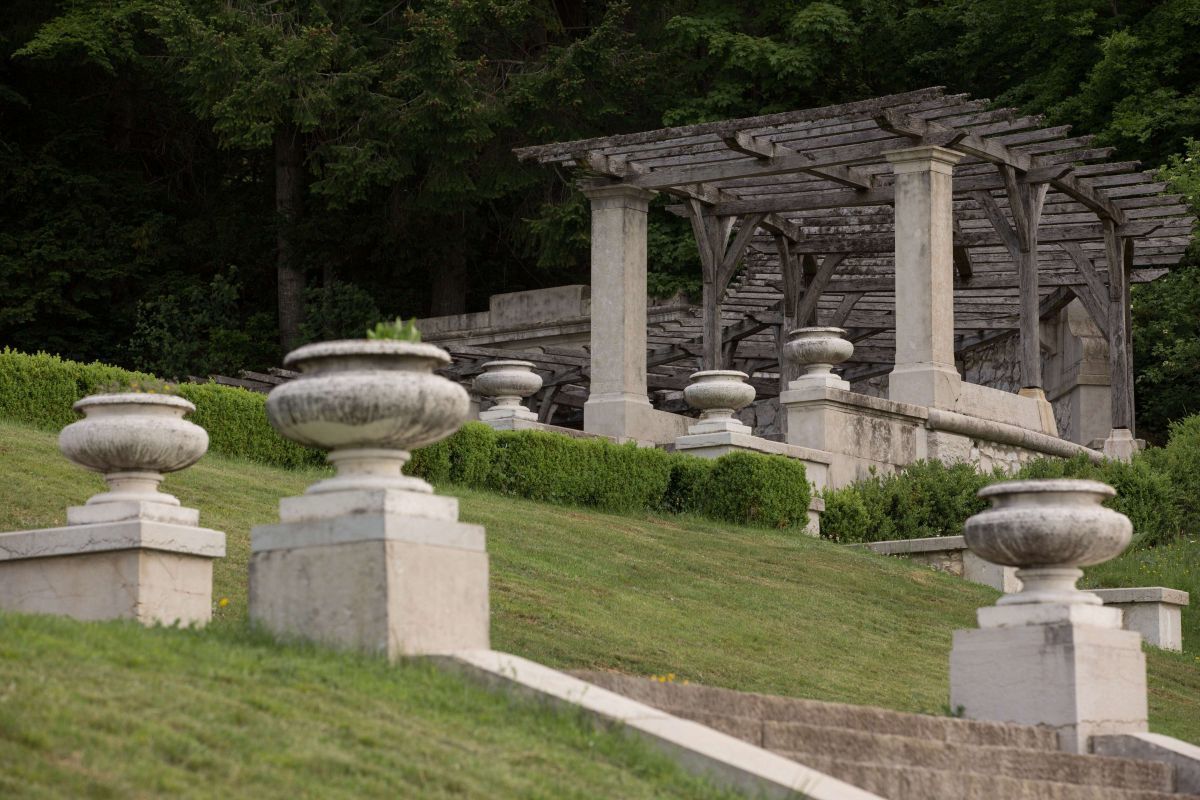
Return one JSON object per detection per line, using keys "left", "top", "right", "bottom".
{"left": 1, "top": 349, "right": 814, "bottom": 531}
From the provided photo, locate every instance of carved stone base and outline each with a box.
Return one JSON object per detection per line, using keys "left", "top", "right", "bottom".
{"left": 249, "top": 489, "right": 490, "bottom": 658}
{"left": 0, "top": 519, "right": 225, "bottom": 626}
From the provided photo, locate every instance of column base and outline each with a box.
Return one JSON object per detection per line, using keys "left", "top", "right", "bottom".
{"left": 0, "top": 519, "right": 224, "bottom": 627}
{"left": 788, "top": 374, "right": 850, "bottom": 392}
{"left": 479, "top": 406, "right": 538, "bottom": 423}
{"left": 950, "top": 620, "right": 1147, "bottom": 753}
{"left": 584, "top": 393, "right": 688, "bottom": 444}
{"left": 1103, "top": 428, "right": 1143, "bottom": 462}
{"left": 249, "top": 489, "right": 489, "bottom": 658}
{"left": 888, "top": 362, "right": 961, "bottom": 409}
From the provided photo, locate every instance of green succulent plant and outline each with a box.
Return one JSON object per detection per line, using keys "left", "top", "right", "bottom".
{"left": 365, "top": 317, "right": 422, "bottom": 342}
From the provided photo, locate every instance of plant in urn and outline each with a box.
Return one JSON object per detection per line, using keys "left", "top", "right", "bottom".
{"left": 265, "top": 318, "right": 469, "bottom": 495}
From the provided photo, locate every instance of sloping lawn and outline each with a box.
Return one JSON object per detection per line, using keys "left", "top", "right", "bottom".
{"left": 2, "top": 418, "right": 1198, "bottom": 746}
{"left": 0, "top": 612, "right": 743, "bottom": 799}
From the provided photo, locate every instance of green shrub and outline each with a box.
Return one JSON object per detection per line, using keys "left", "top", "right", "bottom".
{"left": 1159, "top": 415, "right": 1200, "bottom": 525}
{"left": 448, "top": 423, "right": 498, "bottom": 486}
{"left": 1016, "top": 453, "right": 1183, "bottom": 549}
{"left": 489, "top": 431, "right": 673, "bottom": 512}
{"left": 660, "top": 456, "right": 714, "bottom": 514}
{"left": 405, "top": 438, "right": 452, "bottom": 485}
{"left": 0, "top": 349, "right": 322, "bottom": 469}
{"left": 700, "top": 451, "right": 810, "bottom": 530}
{"left": 820, "top": 460, "right": 991, "bottom": 544}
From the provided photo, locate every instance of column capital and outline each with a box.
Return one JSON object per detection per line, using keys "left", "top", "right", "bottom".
{"left": 884, "top": 145, "right": 964, "bottom": 175}
{"left": 577, "top": 179, "right": 656, "bottom": 206}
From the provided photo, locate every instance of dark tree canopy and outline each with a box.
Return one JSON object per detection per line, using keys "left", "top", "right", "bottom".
{"left": 1, "top": 0, "right": 1197, "bottom": 434}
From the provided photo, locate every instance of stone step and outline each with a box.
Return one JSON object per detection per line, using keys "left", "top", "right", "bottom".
{"left": 572, "top": 672, "right": 1059, "bottom": 750}
{"left": 756, "top": 722, "right": 1172, "bottom": 791}
{"left": 774, "top": 755, "right": 1200, "bottom": 800}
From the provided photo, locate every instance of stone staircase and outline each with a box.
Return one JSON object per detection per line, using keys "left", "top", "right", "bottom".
{"left": 574, "top": 672, "right": 1200, "bottom": 800}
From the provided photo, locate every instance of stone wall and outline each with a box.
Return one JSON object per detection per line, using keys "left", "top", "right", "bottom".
{"left": 962, "top": 334, "right": 1021, "bottom": 394}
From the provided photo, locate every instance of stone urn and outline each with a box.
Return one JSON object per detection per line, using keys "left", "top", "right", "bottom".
{"left": 266, "top": 340, "right": 469, "bottom": 494}
{"left": 784, "top": 327, "right": 853, "bottom": 387}
{"left": 683, "top": 370, "right": 756, "bottom": 435}
{"left": 964, "top": 479, "right": 1132, "bottom": 607}
{"left": 474, "top": 360, "right": 542, "bottom": 423}
{"left": 59, "top": 393, "right": 209, "bottom": 507}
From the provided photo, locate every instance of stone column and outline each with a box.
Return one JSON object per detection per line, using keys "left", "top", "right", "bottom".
{"left": 580, "top": 181, "right": 655, "bottom": 439}
{"left": 1043, "top": 300, "right": 1113, "bottom": 446}
{"left": 885, "top": 146, "right": 964, "bottom": 409}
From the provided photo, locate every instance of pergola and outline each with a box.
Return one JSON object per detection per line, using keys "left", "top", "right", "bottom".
{"left": 498, "top": 87, "right": 1192, "bottom": 441}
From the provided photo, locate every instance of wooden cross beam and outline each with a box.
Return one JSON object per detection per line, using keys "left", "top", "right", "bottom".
{"left": 875, "top": 110, "right": 1126, "bottom": 225}
{"left": 584, "top": 153, "right": 802, "bottom": 242}
{"left": 1057, "top": 242, "right": 1111, "bottom": 339}
{"left": 722, "top": 131, "right": 876, "bottom": 190}
{"left": 684, "top": 203, "right": 768, "bottom": 369}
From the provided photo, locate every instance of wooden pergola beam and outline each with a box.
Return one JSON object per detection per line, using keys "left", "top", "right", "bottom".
{"left": 876, "top": 110, "right": 1126, "bottom": 225}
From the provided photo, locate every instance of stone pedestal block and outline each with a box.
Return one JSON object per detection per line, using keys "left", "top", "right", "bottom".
{"left": 1094, "top": 587, "right": 1188, "bottom": 652}
{"left": 249, "top": 489, "right": 489, "bottom": 658}
{"left": 950, "top": 618, "right": 1147, "bottom": 753}
{"left": 0, "top": 519, "right": 224, "bottom": 626}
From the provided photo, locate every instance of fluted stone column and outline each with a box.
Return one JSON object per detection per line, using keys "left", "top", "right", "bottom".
{"left": 580, "top": 181, "right": 655, "bottom": 439}
{"left": 885, "top": 146, "right": 963, "bottom": 409}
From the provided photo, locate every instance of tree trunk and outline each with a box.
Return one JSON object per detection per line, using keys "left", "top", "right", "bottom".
{"left": 429, "top": 248, "right": 469, "bottom": 316}
{"left": 275, "top": 127, "right": 306, "bottom": 350}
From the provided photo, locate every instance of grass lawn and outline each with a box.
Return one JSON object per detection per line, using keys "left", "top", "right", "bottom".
{"left": 0, "top": 612, "right": 743, "bottom": 799}
{"left": 2, "top": 418, "right": 1198, "bottom": 748}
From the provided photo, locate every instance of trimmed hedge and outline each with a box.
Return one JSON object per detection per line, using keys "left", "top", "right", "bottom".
{"left": 0, "top": 349, "right": 324, "bottom": 469}
{"left": 2, "top": 349, "right": 814, "bottom": 532}
{"left": 821, "top": 446, "right": 1190, "bottom": 549}
{"left": 403, "top": 424, "right": 812, "bottom": 529}
{"left": 700, "top": 451, "right": 812, "bottom": 529}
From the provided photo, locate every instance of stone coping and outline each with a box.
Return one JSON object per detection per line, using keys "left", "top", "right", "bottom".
{"left": 1092, "top": 587, "right": 1190, "bottom": 607}
{"left": 673, "top": 430, "right": 835, "bottom": 465}
{"left": 858, "top": 535, "right": 966, "bottom": 555}
{"left": 439, "top": 650, "right": 885, "bottom": 800}
{"left": 0, "top": 520, "right": 225, "bottom": 562}
{"left": 252, "top": 513, "right": 485, "bottom": 554}
{"left": 779, "top": 384, "right": 1103, "bottom": 463}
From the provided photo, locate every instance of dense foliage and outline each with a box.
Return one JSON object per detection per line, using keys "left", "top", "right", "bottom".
{"left": 0, "top": 348, "right": 812, "bottom": 530}
{"left": 821, "top": 431, "right": 1197, "bottom": 550}
{"left": 0, "top": 348, "right": 324, "bottom": 468}
{"left": 1, "top": 1, "right": 1198, "bottom": 432}
{"left": 408, "top": 424, "right": 812, "bottom": 529}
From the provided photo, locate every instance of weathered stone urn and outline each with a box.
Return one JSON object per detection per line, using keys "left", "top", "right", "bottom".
{"left": 965, "top": 479, "right": 1132, "bottom": 607}
{"left": 784, "top": 327, "right": 853, "bottom": 388}
{"left": 474, "top": 360, "right": 542, "bottom": 423}
{"left": 683, "top": 370, "right": 756, "bottom": 434}
{"left": 952, "top": 478, "right": 1146, "bottom": 753}
{"left": 266, "top": 340, "right": 469, "bottom": 494}
{"left": 59, "top": 393, "right": 208, "bottom": 507}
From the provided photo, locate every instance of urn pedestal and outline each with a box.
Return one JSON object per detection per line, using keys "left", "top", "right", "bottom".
{"left": 784, "top": 328, "right": 853, "bottom": 391}
{"left": 474, "top": 360, "right": 542, "bottom": 428}
{"left": 0, "top": 394, "right": 224, "bottom": 627}
{"left": 949, "top": 479, "right": 1147, "bottom": 753}
{"left": 681, "top": 370, "right": 756, "bottom": 435}
{"left": 249, "top": 340, "right": 487, "bottom": 658}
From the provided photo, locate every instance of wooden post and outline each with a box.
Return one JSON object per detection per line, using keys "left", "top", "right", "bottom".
{"left": 685, "top": 204, "right": 763, "bottom": 371}
{"left": 1106, "top": 222, "right": 1135, "bottom": 432}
